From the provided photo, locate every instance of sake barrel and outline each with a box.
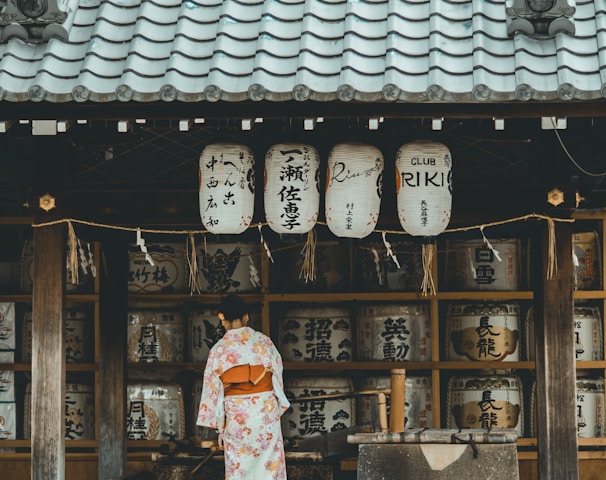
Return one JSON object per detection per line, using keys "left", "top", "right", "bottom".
{"left": 197, "top": 242, "right": 261, "bottom": 293}
{"left": 280, "top": 240, "right": 350, "bottom": 291}
{"left": 447, "top": 374, "right": 524, "bottom": 437}
{"left": 21, "top": 239, "right": 95, "bottom": 293}
{"left": 446, "top": 303, "right": 520, "bottom": 362}
{"left": 24, "top": 382, "right": 95, "bottom": 440}
{"left": 357, "top": 375, "right": 432, "bottom": 430}
{"left": 0, "top": 402, "right": 16, "bottom": 441}
{"left": 128, "top": 242, "right": 187, "bottom": 294}
{"left": 190, "top": 307, "right": 262, "bottom": 362}
{"left": 577, "top": 377, "right": 605, "bottom": 438}
{"left": 357, "top": 303, "right": 431, "bottom": 362}
{"left": 525, "top": 305, "right": 603, "bottom": 361}
{"left": 357, "top": 241, "right": 423, "bottom": 292}
{"left": 0, "top": 302, "right": 15, "bottom": 351}
{"left": 191, "top": 377, "right": 219, "bottom": 440}
{"left": 0, "top": 352, "right": 14, "bottom": 402}
{"left": 22, "top": 309, "right": 94, "bottom": 363}
{"left": 127, "top": 382, "right": 186, "bottom": 440}
{"left": 573, "top": 231, "right": 602, "bottom": 291}
{"left": 127, "top": 310, "right": 186, "bottom": 363}
{"left": 445, "top": 238, "right": 522, "bottom": 291}
{"left": 279, "top": 306, "right": 352, "bottom": 362}
{"left": 282, "top": 376, "right": 355, "bottom": 439}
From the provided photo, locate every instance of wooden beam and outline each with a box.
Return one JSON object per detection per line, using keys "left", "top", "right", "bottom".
{"left": 98, "top": 233, "right": 128, "bottom": 480}
{"left": 534, "top": 216, "right": 578, "bottom": 480}
{"left": 31, "top": 222, "right": 66, "bottom": 480}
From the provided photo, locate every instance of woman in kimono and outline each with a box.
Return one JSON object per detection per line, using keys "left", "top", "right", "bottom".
{"left": 197, "top": 295, "right": 290, "bottom": 479}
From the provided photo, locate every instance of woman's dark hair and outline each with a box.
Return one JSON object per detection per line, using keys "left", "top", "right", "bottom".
{"left": 218, "top": 294, "right": 249, "bottom": 322}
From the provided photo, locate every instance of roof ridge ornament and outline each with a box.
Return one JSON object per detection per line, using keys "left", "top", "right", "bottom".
{"left": 0, "top": 0, "right": 78, "bottom": 43}
{"left": 506, "top": 0, "right": 575, "bottom": 37}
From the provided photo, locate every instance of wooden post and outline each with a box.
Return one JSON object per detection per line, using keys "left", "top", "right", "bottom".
{"left": 98, "top": 233, "right": 128, "bottom": 480}
{"left": 535, "top": 216, "right": 578, "bottom": 480}
{"left": 32, "top": 222, "right": 66, "bottom": 480}
{"left": 389, "top": 369, "right": 406, "bottom": 433}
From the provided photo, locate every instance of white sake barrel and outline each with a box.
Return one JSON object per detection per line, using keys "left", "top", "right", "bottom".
{"left": 279, "top": 307, "right": 352, "bottom": 362}
{"left": 197, "top": 242, "right": 261, "bottom": 293}
{"left": 446, "top": 303, "right": 520, "bottom": 361}
{"left": 280, "top": 240, "right": 350, "bottom": 291}
{"left": 24, "top": 382, "right": 95, "bottom": 440}
{"left": 190, "top": 308, "right": 262, "bottom": 362}
{"left": 127, "top": 310, "right": 185, "bottom": 363}
{"left": 357, "top": 241, "right": 423, "bottom": 292}
{"left": 447, "top": 374, "right": 524, "bottom": 437}
{"left": 525, "top": 305, "right": 603, "bottom": 361}
{"left": 283, "top": 376, "right": 355, "bottom": 439}
{"left": 577, "top": 377, "right": 605, "bottom": 438}
{"left": 0, "top": 402, "right": 16, "bottom": 441}
{"left": 0, "top": 352, "right": 14, "bottom": 402}
{"left": 128, "top": 242, "right": 187, "bottom": 294}
{"left": 21, "top": 239, "right": 95, "bottom": 294}
{"left": 191, "top": 377, "right": 219, "bottom": 440}
{"left": 357, "top": 303, "right": 431, "bottom": 361}
{"left": 127, "top": 382, "right": 185, "bottom": 440}
{"left": 445, "top": 238, "right": 522, "bottom": 291}
{"left": 573, "top": 231, "right": 602, "bottom": 291}
{"left": 0, "top": 302, "right": 15, "bottom": 351}
{"left": 357, "top": 375, "right": 432, "bottom": 430}
{"left": 22, "top": 309, "right": 94, "bottom": 363}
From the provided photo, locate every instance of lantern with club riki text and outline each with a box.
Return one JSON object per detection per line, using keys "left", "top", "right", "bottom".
{"left": 264, "top": 144, "right": 320, "bottom": 234}
{"left": 199, "top": 143, "right": 255, "bottom": 234}
{"left": 325, "top": 142, "right": 383, "bottom": 239}
{"left": 396, "top": 141, "right": 452, "bottom": 237}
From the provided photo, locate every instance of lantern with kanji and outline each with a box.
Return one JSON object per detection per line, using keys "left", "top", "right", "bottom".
{"left": 325, "top": 142, "right": 384, "bottom": 238}
{"left": 264, "top": 143, "right": 320, "bottom": 234}
{"left": 395, "top": 140, "right": 452, "bottom": 236}
{"left": 199, "top": 143, "right": 255, "bottom": 234}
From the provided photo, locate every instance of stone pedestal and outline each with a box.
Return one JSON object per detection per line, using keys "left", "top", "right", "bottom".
{"left": 350, "top": 429, "right": 519, "bottom": 480}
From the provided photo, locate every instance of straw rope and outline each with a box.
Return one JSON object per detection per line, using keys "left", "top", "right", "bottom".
{"left": 299, "top": 228, "right": 317, "bottom": 283}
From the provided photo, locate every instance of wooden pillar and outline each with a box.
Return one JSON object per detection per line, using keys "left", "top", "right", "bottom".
{"left": 98, "top": 233, "right": 128, "bottom": 480}
{"left": 534, "top": 215, "right": 578, "bottom": 480}
{"left": 389, "top": 369, "right": 406, "bottom": 433}
{"left": 31, "top": 222, "right": 66, "bottom": 480}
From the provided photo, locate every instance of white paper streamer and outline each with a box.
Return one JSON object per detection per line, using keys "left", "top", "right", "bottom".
{"left": 480, "top": 226, "right": 502, "bottom": 262}
{"left": 249, "top": 254, "right": 261, "bottom": 287}
{"left": 371, "top": 248, "right": 383, "bottom": 286}
{"left": 87, "top": 243, "right": 96, "bottom": 277}
{"left": 136, "top": 228, "right": 155, "bottom": 266}
{"left": 258, "top": 225, "right": 274, "bottom": 263}
{"left": 382, "top": 231, "right": 401, "bottom": 269}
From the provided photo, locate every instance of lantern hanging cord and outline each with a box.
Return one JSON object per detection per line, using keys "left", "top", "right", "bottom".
{"left": 550, "top": 118, "right": 606, "bottom": 177}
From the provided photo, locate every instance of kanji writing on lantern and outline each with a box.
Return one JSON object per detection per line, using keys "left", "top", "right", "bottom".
{"left": 275, "top": 149, "right": 310, "bottom": 230}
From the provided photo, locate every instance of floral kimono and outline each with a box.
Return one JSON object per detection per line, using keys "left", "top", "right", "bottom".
{"left": 197, "top": 326, "right": 290, "bottom": 480}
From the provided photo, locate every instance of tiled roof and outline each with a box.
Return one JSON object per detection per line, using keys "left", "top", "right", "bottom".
{"left": 0, "top": 0, "right": 603, "bottom": 103}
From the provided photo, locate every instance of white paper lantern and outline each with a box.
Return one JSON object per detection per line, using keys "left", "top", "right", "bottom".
{"left": 264, "top": 143, "right": 320, "bottom": 234}
{"left": 396, "top": 140, "right": 452, "bottom": 237}
{"left": 325, "top": 142, "right": 383, "bottom": 238}
{"left": 199, "top": 143, "right": 255, "bottom": 234}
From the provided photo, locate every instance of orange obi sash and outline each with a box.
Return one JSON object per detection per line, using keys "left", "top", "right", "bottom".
{"left": 220, "top": 364, "right": 273, "bottom": 396}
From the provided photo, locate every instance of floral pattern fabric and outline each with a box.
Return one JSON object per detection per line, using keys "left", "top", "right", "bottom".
{"left": 197, "top": 326, "right": 290, "bottom": 480}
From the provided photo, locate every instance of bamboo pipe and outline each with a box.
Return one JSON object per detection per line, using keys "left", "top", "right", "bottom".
{"left": 377, "top": 392, "right": 389, "bottom": 433}
{"left": 389, "top": 369, "right": 406, "bottom": 433}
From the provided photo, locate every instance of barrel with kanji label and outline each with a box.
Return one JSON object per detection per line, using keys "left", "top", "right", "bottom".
{"left": 446, "top": 303, "right": 520, "bottom": 362}
{"left": 357, "top": 303, "right": 431, "bottom": 361}
{"left": 128, "top": 242, "right": 187, "bottom": 294}
{"left": 447, "top": 374, "right": 524, "bottom": 437}
{"left": 445, "top": 238, "right": 522, "bottom": 291}
{"left": 576, "top": 377, "right": 605, "bottom": 438}
{"left": 0, "top": 352, "right": 14, "bottom": 402}
{"left": 127, "top": 382, "right": 186, "bottom": 440}
{"left": 0, "top": 402, "right": 16, "bottom": 442}
{"left": 197, "top": 242, "right": 261, "bottom": 293}
{"left": 127, "top": 310, "right": 186, "bottom": 363}
{"left": 357, "top": 375, "right": 432, "bottom": 430}
{"left": 0, "top": 302, "right": 15, "bottom": 351}
{"left": 279, "top": 306, "right": 353, "bottom": 362}
{"left": 282, "top": 376, "right": 355, "bottom": 439}
{"left": 573, "top": 231, "right": 602, "bottom": 291}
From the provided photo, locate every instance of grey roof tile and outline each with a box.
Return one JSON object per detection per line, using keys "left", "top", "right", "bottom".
{"left": 0, "top": 0, "right": 604, "bottom": 103}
